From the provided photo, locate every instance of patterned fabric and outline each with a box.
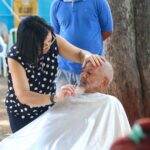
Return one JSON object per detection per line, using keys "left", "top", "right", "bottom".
{"left": 6, "top": 40, "right": 58, "bottom": 121}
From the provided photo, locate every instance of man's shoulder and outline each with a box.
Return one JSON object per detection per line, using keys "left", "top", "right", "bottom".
{"left": 70, "top": 93, "right": 121, "bottom": 106}
{"left": 90, "top": 93, "right": 117, "bottom": 99}
{"left": 88, "top": 93, "right": 120, "bottom": 103}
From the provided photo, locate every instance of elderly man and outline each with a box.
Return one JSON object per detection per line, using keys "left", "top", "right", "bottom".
{"left": 0, "top": 60, "right": 130, "bottom": 150}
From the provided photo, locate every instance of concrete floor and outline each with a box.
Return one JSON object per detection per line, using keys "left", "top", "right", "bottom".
{"left": 0, "top": 76, "right": 11, "bottom": 141}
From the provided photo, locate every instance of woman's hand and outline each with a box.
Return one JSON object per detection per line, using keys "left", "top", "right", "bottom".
{"left": 56, "top": 35, "right": 105, "bottom": 68}
{"left": 82, "top": 54, "right": 105, "bottom": 68}
{"left": 55, "top": 84, "right": 76, "bottom": 102}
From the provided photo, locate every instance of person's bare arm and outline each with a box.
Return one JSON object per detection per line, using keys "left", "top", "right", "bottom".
{"left": 56, "top": 35, "right": 105, "bottom": 68}
{"left": 8, "top": 58, "right": 52, "bottom": 107}
{"left": 102, "top": 32, "right": 112, "bottom": 41}
{"left": 8, "top": 58, "right": 75, "bottom": 107}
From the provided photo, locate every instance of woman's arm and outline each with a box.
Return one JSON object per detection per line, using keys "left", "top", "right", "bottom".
{"left": 56, "top": 35, "right": 105, "bottom": 68}
{"left": 8, "top": 58, "right": 74, "bottom": 107}
{"left": 8, "top": 58, "right": 53, "bottom": 107}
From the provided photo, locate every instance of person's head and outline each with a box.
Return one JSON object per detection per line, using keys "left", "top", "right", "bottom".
{"left": 79, "top": 60, "right": 113, "bottom": 93}
{"left": 110, "top": 118, "right": 150, "bottom": 150}
{"left": 16, "top": 16, "right": 55, "bottom": 65}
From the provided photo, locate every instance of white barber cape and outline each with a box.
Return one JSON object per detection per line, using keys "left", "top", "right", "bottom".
{"left": 0, "top": 93, "right": 131, "bottom": 150}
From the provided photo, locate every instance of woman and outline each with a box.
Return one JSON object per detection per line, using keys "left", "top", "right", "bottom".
{"left": 6, "top": 16, "right": 104, "bottom": 132}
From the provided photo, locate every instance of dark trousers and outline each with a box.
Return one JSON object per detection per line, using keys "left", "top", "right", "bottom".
{"left": 7, "top": 110, "right": 33, "bottom": 133}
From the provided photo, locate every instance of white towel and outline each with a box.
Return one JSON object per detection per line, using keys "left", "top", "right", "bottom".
{"left": 0, "top": 93, "right": 131, "bottom": 150}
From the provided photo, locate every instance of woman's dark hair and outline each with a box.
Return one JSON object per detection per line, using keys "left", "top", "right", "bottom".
{"left": 16, "top": 16, "right": 54, "bottom": 65}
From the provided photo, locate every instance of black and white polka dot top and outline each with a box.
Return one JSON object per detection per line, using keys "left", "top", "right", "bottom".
{"left": 6, "top": 40, "right": 58, "bottom": 120}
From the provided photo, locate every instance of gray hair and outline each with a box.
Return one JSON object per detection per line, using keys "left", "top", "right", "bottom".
{"left": 101, "top": 61, "right": 114, "bottom": 85}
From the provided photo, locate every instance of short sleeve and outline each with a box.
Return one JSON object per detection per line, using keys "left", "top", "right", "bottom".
{"left": 96, "top": 0, "right": 113, "bottom": 32}
{"left": 7, "top": 45, "right": 22, "bottom": 64}
{"left": 50, "top": 0, "right": 61, "bottom": 34}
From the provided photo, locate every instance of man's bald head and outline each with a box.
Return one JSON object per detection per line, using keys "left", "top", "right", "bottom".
{"left": 79, "top": 60, "right": 113, "bottom": 93}
{"left": 99, "top": 60, "right": 114, "bottom": 85}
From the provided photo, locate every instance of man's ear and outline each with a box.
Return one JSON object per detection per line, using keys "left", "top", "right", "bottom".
{"left": 102, "top": 76, "right": 109, "bottom": 87}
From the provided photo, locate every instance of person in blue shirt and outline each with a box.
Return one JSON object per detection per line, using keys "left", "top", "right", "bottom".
{"left": 50, "top": 0, "right": 113, "bottom": 91}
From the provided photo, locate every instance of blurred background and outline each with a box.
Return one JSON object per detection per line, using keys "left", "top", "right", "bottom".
{"left": 0, "top": 0, "right": 52, "bottom": 30}
{"left": 0, "top": 0, "right": 52, "bottom": 50}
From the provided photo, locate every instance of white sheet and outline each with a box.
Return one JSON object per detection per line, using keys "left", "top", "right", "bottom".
{"left": 0, "top": 93, "right": 131, "bottom": 150}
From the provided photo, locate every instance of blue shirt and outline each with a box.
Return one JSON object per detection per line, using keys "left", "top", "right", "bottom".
{"left": 50, "top": 0, "right": 113, "bottom": 74}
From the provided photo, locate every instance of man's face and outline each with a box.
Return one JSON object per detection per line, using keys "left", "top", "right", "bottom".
{"left": 80, "top": 62, "right": 103, "bottom": 93}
